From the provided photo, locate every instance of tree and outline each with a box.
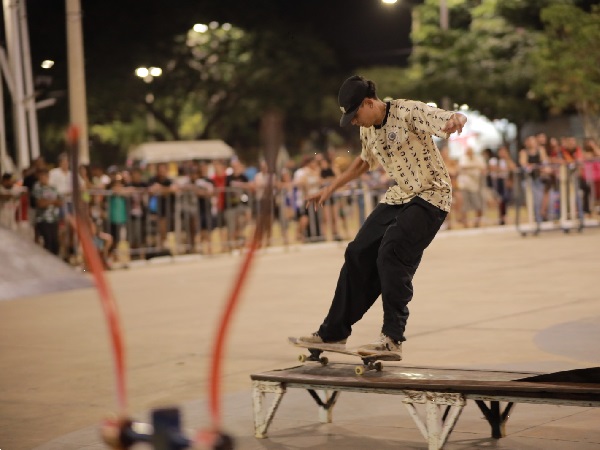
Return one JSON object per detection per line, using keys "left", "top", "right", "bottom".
{"left": 407, "top": 0, "right": 544, "bottom": 126}
{"left": 532, "top": 4, "right": 600, "bottom": 139}
{"left": 88, "top": 22, "right": 341, "bottom": 164}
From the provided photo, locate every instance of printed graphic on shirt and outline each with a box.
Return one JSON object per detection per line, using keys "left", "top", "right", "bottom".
{"left": 360, "top": 99, "right": 454, "bottom": 212}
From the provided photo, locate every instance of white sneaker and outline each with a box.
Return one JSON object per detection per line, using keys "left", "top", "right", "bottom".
{"left": 358, "top": 333, "right": 402, "bottom": 356}
{"left": 297, "top": 332, "right": 347, "bottom": 350}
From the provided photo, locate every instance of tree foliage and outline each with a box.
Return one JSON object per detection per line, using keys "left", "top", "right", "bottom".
{"left": 88, "top": 22, "right": 340, "bottom": 163}
{"left": 532, "top": 4, "right": 600, "bottom": 138}
{"left": 408, "top": 0, "right": 544, "bottom": 125}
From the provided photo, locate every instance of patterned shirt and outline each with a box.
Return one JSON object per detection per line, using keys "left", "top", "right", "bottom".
{"left": 359, "top": 99, "right": 454, "bottom": 212}
{"left": 32, "top": 183, "right": 60, "bottom": 223}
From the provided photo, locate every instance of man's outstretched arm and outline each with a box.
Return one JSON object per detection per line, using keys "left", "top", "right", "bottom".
{"left": 306, "top": 156, "right": 370, "bottom": 209}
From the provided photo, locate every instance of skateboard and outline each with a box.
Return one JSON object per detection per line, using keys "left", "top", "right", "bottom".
{"left": 288, "top": 337, "right": 401, "bottom": 375}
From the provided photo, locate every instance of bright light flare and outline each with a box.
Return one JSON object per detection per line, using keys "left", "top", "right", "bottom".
{"left": 193, "top": 23, "right": 208, "bottom": 33}
{"left": 382, "top": 0, "right": 398, "bottom": 4}
{"left": 135, "top": 67, "right": 149, "bottom": 78}
{"left": 41, "top": 60, "right": 54, "bottom": 69}
{"left": 149, "top": 67, "right": 162, "bottom": 77}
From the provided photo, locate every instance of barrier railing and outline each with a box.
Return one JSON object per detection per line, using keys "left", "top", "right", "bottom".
{"left": 513, "top": 159, "right": 600, "bottom": 235}
{"left": 70, "top": 182, "right": 391, "bottom": 264}
{"left": 7, "top": 159, "right": 600, "bottom": 265}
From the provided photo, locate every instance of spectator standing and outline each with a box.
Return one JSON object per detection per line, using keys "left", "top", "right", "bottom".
{"left": 458, "top": 147, "right": 486, "bottom": 227}
{"left": 253, "top": 160, "right": 276, "bottom": 247}
{"left": 31, "top": 168, "right": 62, "bottom": 255}
{"left": 318, "top": 154, "right": 343, "bottom": 241}
{"left": 127, "top": 168, "right": 149, "bottom": 258}
{"left": 489, "top": 146, "right": 517, "bottom": 225}
{"left": 440, "top": 146, "right": 461, "bottom": 229}
{"left": 0, "top": 173, "right": 18, "bottom": 229}
{"left": 294, "top": 155, "right": 322, "bottom": 241}
{"left": 583, "top": 138, "right": 600, "bottom": 213}
{"left": 559, "top": 137, "right": 587, "bottom": 213}
{"left": 194, "top": 161, "right": 215, "bottom": 254}
{"left": 107, "top": 174, "right": 128, "bottom": 255}
{"left": 49, "top": 153, "right": 83, "bottom": 260}
{"left": 225, "top": 159, "right": 251, "bottom": 249}
{"left": 148, "top": 163, "right": 176, "bottom": 249}
{"left": 211, "top": 160, "right": 229, "bottom": 252}
{"left": 519, "top": 136, "right": 549, "bottom": 222}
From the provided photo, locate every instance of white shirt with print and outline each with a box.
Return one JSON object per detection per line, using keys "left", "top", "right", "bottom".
{"left": 359, "top": 99, "right": 454, "bottom": 212}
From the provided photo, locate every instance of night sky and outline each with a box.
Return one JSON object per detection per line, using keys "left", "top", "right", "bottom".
{"left": 18, "top": 0, "right": 414, "bottom": 86}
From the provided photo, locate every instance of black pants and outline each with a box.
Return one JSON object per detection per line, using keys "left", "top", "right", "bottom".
{"left": 318, "top": 197, "right": 447, "bottom": 343}
{"left": 36, "top": 222, "right": 60, "bottom": 255}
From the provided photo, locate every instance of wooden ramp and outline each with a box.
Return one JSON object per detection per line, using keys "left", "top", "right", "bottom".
{"left": 0, "top": 226, "right": 92, "bottom": 301}
{"left": 251, "top": 364, "right": 600, "bottom": 450}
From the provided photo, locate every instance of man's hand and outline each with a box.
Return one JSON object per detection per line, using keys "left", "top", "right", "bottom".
{"left": 305, "top": 185, "right": 334, "bottom": 210}
{"left": 442, "top": 113, "right": 467, "bottom": 135}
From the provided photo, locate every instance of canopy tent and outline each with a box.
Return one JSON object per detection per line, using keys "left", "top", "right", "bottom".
{"left": 128, "top": 140, "right": 235, "bottom": 164}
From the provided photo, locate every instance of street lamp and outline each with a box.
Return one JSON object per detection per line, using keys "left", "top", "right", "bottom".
{"left": 193, "top": 23, "right": 208, "bottom": 33}
{"left": 135, "top": 66, "right": 162, "bottom": 83}
{"left": 135, "top": 66, "right": 162, "bottom": 131}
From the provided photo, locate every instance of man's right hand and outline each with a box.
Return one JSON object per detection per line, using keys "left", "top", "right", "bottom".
{"left": 305, "top": 185, "right": 334, "bottom": 210}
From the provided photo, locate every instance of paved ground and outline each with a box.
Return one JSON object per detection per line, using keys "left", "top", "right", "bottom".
{"left": 1, "top": 226, "right": 599, "bottom": 449}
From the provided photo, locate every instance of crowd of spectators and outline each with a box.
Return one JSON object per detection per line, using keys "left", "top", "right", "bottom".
{"left": 0, "top": 134, "right": 599, "bottom": 267}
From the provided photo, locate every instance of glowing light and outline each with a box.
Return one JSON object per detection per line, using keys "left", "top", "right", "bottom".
{"left": 427, "top": 102, "right": 438, "bottom": 108}
{"left": 459, "top": 104, "right": 469, "bottom": 111}
{"left": 149, "top": 67, "right": 162, "bottom": 77}
{"left": 193, "top": 23, "right": 208, "bottom": 33}
{"left": 382, "top": 0, "right": 398, "bottom": 4}
{"left": 222, "top": 23, "right": 232, "bottom": 31}
{"left": 41, "top": 60, "right": 54, "bottom": 69}
{"left": 135, "top": 67, "right": 149, "bottom": 78}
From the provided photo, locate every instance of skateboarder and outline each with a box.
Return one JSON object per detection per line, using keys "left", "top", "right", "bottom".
{"left": 298, "top": 75, "right": 467, "bottom": 357}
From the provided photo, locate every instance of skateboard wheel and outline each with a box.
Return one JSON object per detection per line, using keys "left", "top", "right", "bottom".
{"left": 355, "top": 366, "right": 365, "bottom": 376}
{"left": 374, "top": 362, "right": 383, "bottom": 372}
{"left": 319, "top": 356, "right": 329, "bottom": 366}
{"left": 298, "top": 354, "right": 307, "bottom": 363}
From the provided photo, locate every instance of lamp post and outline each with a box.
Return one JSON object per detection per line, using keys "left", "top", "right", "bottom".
{"left": 66, "top": 0, "right": 90, "bottom": 164}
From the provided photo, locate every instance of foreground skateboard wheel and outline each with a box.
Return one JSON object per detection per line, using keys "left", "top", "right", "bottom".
{"left": 355, "top": 366, "right": 365, "bottom": 375}
{"left": 298, "top": 354, "right": 307, "bottom": 363}
{"left": 319, "top": 356, "right": 329, "bottom": 366}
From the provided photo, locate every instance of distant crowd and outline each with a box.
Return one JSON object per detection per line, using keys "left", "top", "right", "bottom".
{"left": 0, "top": 133, "right": 599, "bottom": 267}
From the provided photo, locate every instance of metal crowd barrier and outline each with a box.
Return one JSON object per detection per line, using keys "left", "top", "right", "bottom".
{"left": 11, "top": 160, "right": 600, "bottom": 264}
{"left": 514, "top": 160, "right": 600, "bottom": 236}
{"left": 74, "top": 182, "right": 390, "bottom": 264}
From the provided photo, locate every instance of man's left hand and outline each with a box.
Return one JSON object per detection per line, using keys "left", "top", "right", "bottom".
{"left": 442, "top": 113, "right": 467, "bottom": 135}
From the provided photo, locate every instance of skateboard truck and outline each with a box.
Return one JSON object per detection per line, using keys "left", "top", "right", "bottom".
{"left": 298, "top": 348, "right": 329, "bottom": 366}
{"left": 296, "top": 348, "right": 385, "bottom": 375}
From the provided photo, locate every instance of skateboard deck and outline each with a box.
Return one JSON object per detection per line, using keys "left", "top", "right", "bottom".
{"left": 288, "top": 336, "right": 401, "bottom": 375}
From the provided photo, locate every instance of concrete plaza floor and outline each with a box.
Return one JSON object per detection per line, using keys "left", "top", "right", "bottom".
{"left": 1, "top": 226, "right": 599, "bottom": 449}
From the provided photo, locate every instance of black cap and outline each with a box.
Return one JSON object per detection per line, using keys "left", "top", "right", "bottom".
{"left": 338, "top": 75, "right": 369, "bottom": 127}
